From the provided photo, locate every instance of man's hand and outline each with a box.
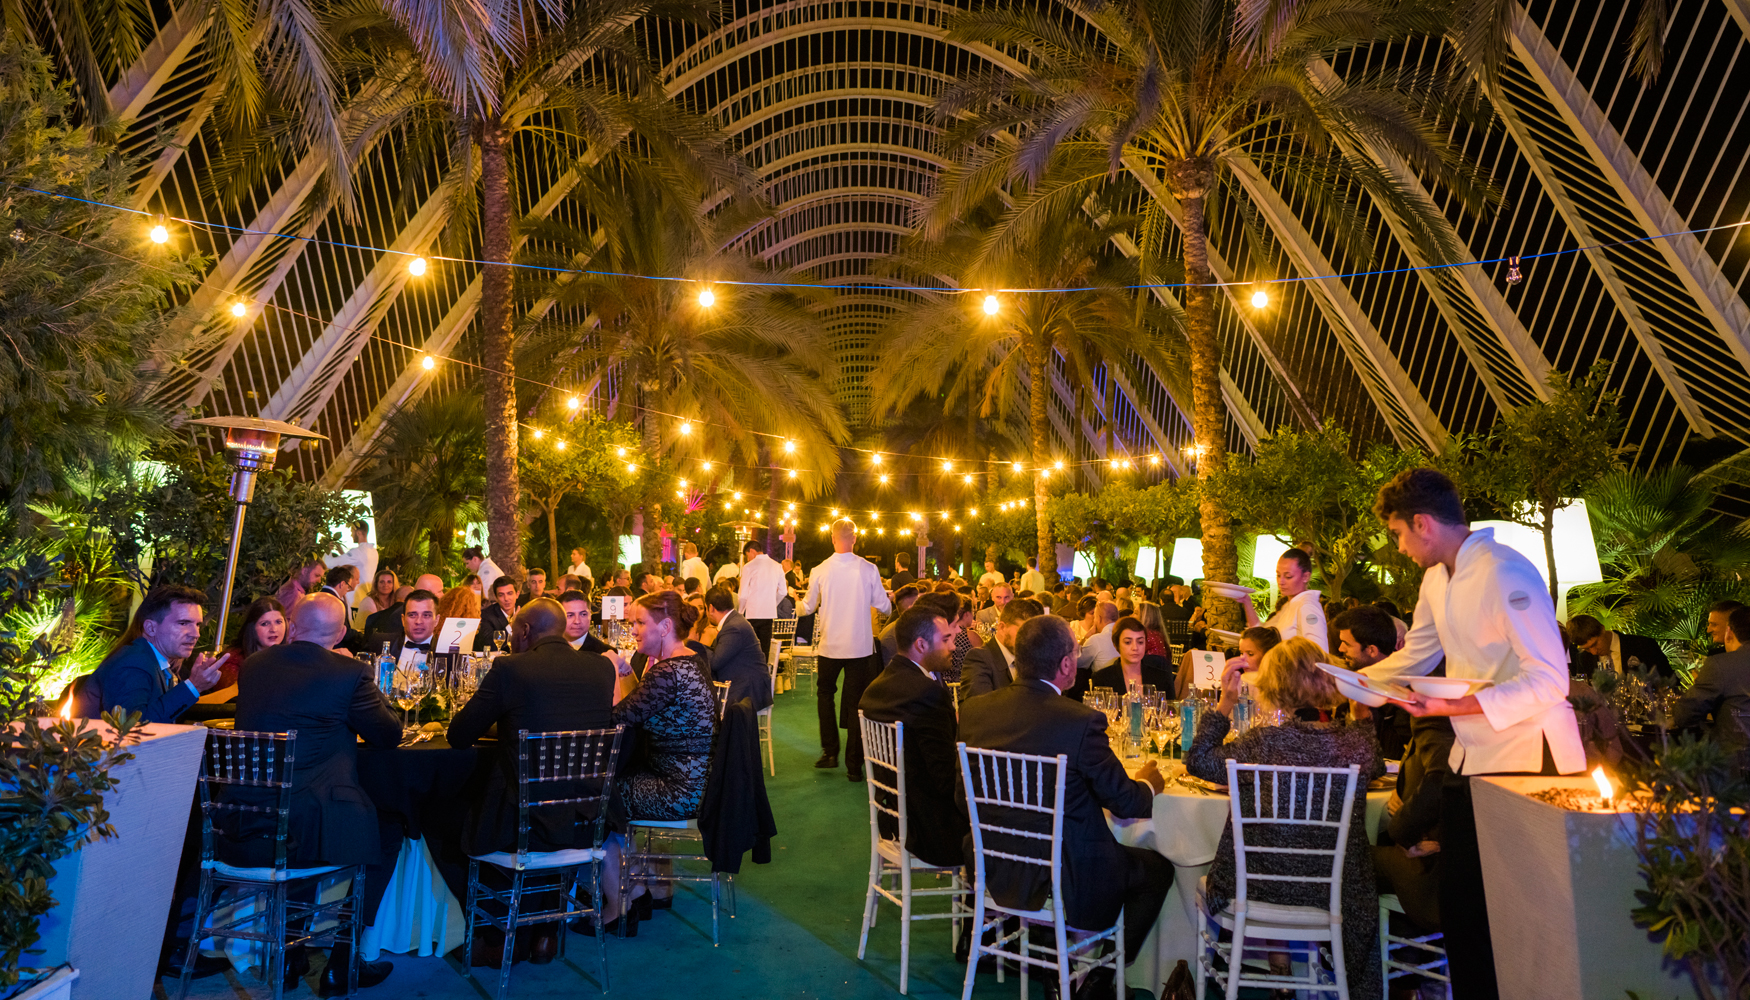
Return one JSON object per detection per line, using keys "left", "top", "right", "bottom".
{"left": 187, "top": 653, "right": 223, "bottom": 692}
{"left": 1135, "top": 759, "right": 1166, "bottom": 795}
{"left": 1402, "top": 693, "right": 1483, "bottom": 718}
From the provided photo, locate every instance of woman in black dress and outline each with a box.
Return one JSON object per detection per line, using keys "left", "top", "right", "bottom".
{"left": 1089, "top": 616, "right": 1175, "bottom": 692}
{"left": 1186, "top": 636, "right": 1385, "bottom": 1000}
{"left": 615, "top": 591, "right": 716, "bottom": 821}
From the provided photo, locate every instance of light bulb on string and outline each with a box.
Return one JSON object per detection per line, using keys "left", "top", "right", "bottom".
{"left": 421, "top": 355, "right": 436, "bottom": 370}
{"left": 679, "top": 421, "right": 692, "bottom": 436}
{"left": 148, "top": 218, "right": 170, "bottom": 244}
{"left": 1054, "top": 460, "right": 1065, "bottom": 471}
{"left": 533, "top": 429, "right": 544, "bottom": 440}
{"left": 962, "top": 474, "right": 973, "bottom": 485}
{"left": 698, "top": 286, "right": 716, "bottom": 307}
{"left": 557, "top": 440, "right": 568, "bottom": 450}
{"left": 408, "top": 256, "right": 428, "bottom": 277}
{"left": 830, "top": 509, "right": 840, "bottom": 517}
{"left": 942, "top": 460, "right": 953, "bottom": 473}
{"left": 701, "top": 461, "right": 713, "bottom": 472}
{"left": 969, "top": 508, "right": 978, "bottom": 516}
{"left": 567, "top": 396, "right": 580, "bottom": 410}
{"left": 616, "top": 447, "right": 626, "bottom": 458}
{"left": 878, "top": 473, "right": 890, "bottom": 485}
{"left": 1250, "top": 285, "right": 1270, "bottom": 309}
{"left": 229, "top": 301, "right": 248, "bottom": 318}
{"left": 982, "top": 294, "right": 999, "bottom": 316}
{"left": 871, "top": 453, "right": 883, "bottom": 466}
{"left": 733, "top": 492, "right": 742, "bottom": 501}
{"left": 788, "top": 469, "right": 798, "bottom": 479}
{"left": 1012, "top": 461, "right": 1024, "bottom": 474}
{"left": 783, "top": 439, "right": 796, "bottom": 454}
{"left": 624, "top": 461, "right": 636, "bottom": 472}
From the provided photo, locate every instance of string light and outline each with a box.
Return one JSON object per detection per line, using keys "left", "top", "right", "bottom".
{"left": 962, "top": 473, "right": 973, "bottom": 485}
{"left": 408, "top": 256, "right": 427, "bottom": 277}
{"left": 969, "top": 508, "right": 978, "bottom": 516}
{"left": 783, "top": 439, "right": 796, "bottom": 454}
{"left": 701, "top": 461, "right": 713, "bottom": 471}
{"left": 229, "top": 301, "right": 248, "bottom": 318}
{"left": 788, "top": 469, "right": 798, "bottom": 479}
{"left": 1054, "top": 460, "right": 1065, "bottom": 471}
{"left": 567, "top": 396, "right": 580, "bottom": 410}
{"left": 148, "top": 217, "right": 170, "bottom": 243}
{"left": 1012, "top": 461, "right": 1024, "bottom": 474}
{"left": 420, "top": 356, "right": 435, "bottom": 370}
{"left": 879, "top": 473, "right": 890, "bottom": 484}
{"left": 679, "top": 420, "right": 692, "bottom": 435}
{"left": 871, "top": 453, "right": 883, "bottom": 466}
{"left": 532, "top": 429, "right": 544, "bottom": 440}
{"left": 942, "top": 460, "right": 953, "bottom": 473}
{"left": 982, "top": 294, "right": 999, "bottom": 315}
{"left": 733, "top": 492, "right": 742, "bottom": 501}
{"left": 1250, "top": 286, "right": 1269, "bottom": 309}
{"left": 624, "top": 461, "right": 635, "bottom": 472}
{"left": 616, "top": 447, "right": 627, "bottom": 458}
{"left": 557, "top": 440, "right": 568, "bottom": 450}
{"left": 698, "top": 286, "right": 716, "bottom": 307}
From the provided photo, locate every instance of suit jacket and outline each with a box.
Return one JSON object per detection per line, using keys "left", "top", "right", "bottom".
{"left": 961, "top": 644, "right": 1016, "bottom": 699}
{"left": 700, "top": 699, "right": 778, "bottom": 874}
{"left": 858, "top": 656, "right": 967, "bottom": 867}
{"left": 80, "top": 638, "right": 198, "bottom": 724}
{"left": 363, "top": 631, "right": 442, "bottom": 662}
{"left": 447, "top": 634, "right": 617, "bottom": 854}
{"left": 480, "top": 603, "right": 513, "bottom": 641}
{"left": 1573, "top": 631, "right": 1674, "bottom": 678}
{"left": 361, "top": 601, "right": 404, "bottom": 638}
{"left": 1673, "top": 646, "right": 1750, "bottom": 749}
{"left": 1088, "top": 656, "right": 1175, "bottom": 694}
{"left": 956, "top": 679, "right": 1154, "bottom": 931}
{"left": 227, "top": 641, "right": 402, "bottom": 867}
{"left": 710, "top": 611, "right": 772, "bottom": 711}
{"left": 1388, "top": 716, "right": 1456, "bottom": 846}
{"left": 319, "top": 587, "right": 366, "bottom": 652}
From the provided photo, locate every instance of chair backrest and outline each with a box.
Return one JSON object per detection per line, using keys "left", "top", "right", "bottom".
{"left": 793, "top": 616, "right": 814, "bottom": 647}
{"left": 713, "top": 679, "right": 733, "bottom": 719}
{"left": 772, "top": 617, "right": 798, "bottom": 641}
{"left": 1224, "top": 759, "right": 1361, "bottom": 920}
{"left": 957, "top": 743, "right": 1068, "bottom": 914}
{"left": 858, "top": 713, "right": 908, "bottom": 848}
{"left": 197, "top": 728, "right": 299, "bottom": 873}
{"left": 513, "top": 726, "right": 625, "bottom": 864}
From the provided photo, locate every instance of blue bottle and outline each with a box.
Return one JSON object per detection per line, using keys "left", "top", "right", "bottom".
{"left": 376, "top": 641, "right": 396, "bottom": 695}
{"left": 1180, "top": 695, "right": 1199, "bottom": 758}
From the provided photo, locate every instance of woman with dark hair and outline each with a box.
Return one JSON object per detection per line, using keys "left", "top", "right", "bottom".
{"left": 1091, "top": 616, "right": 1175, "bottom": 692}
{"left": 202, "top": 597, "right": 289, "bottom": 703}
{"left": 1242, "top": 546, "right": 1327, "bottom": 651}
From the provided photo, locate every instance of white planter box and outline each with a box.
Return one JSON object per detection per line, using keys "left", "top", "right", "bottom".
{"left": 10, "top": 967, "right": 77, "bottom": 1000}
{"left": 31, "top": 723, "right": 207, "bottom": 1000}
{"left": 1473, "top": 776, "right": 1699, "bottom": 1000}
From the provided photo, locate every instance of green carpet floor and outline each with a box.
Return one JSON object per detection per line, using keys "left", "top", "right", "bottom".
{"left": 163, "top": 685, "right": 1079, "bottom": 999}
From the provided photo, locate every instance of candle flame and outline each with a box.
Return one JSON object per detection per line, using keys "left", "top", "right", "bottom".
{"left": 59, "top": 697, "right": 72, "bottom": 720}
{"left": 1592, "top": 766, "right": 1614, "bottom": 802}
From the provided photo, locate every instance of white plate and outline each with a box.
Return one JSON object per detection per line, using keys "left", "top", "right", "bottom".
{"left": 1406, "top": 676, "right": 1492, "bottom": 699}
{"left": 1315, "top": 661, "right": 1417, "bottom": 706}
{"left": 1208, "top": 628, "right": 1243, "bottom": 646}
{"left": 1203, "top": 581, "right": 1256, "bottom": 599}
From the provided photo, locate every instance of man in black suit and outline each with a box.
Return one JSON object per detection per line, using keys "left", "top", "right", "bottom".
{"left": 560, "top": 590, "right": 613, "bottom": 655}
{"left": 320, "top": 565, "right": 365, "bottom": 653}
{"left": 1674, "top": 604, "right": 1750, "bottom": 750}
{"left": 79, "top": 585, "right": 224, "bottom": 723}
{"left": 957, "top": 614, "right": 1169, "bottom": 992}
{"left": 448, "top": 598, "right": 618, "bottom": 961}
{"left": 364, "top": 589, "right": 441, "bottom": 668}
{"left": 228, "top": 593, "right": 402, "bottom": 993}
{"left": 1568, "top": 613, "right": 1673, "bottom": 677}
{"left": 858, "top": 605, "right": 967, "bottom": 868}
{"left": 480, "top": 576, "right": 519, "bottom": 648}
{"left": 705, "top": 585, "right": 772, "bottom": 710}
{"left": 516, "top": 567, "right": 549, "bottom": 607}
{"left": 963, "top": 598, "right": 1042, "bottom": 699}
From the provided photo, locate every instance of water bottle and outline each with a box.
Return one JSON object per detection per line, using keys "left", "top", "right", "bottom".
{"left": 1179, "top": 694, "right": 1200, "bottom": 758}
{"left": 376, "top": 641, "right": 396, "bottom": 696}
{"left": 1233, "top": 693, "right": 1252, "bottom": 735}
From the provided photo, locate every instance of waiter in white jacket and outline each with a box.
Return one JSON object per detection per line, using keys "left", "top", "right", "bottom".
{"left": 1360, "top": 469, "right": 1583, "bottom": 1000}
{"left": 801, "top": 518, "right": 892, "bottom": 781}
{"left": 736, "top": 539, "right": 789, "bottom": 658}
{"left": 1242, "top": 546, "right": 1327, "bottom": 650}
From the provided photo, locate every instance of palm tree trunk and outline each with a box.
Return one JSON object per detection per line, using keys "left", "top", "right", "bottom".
{"left": 1028, "top": 343, "right": 1056, "bottom": 577}
{"left": 1176, "top": 167, "right": 1241, "bottom": 629}
{"left": 480, "top": 116, "right": 523, "bottom": 579}
{"left": 640, "top": 402, "right": 662, "bottom": 569}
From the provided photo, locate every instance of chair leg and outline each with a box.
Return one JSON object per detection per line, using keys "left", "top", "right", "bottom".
{"left": 898, "top": 859, "right": 913, "bottom": 995}
{"left": 1379, "top": 902, "right": 1391, "bottom": 997}
{"left": 856, "top": 849, "right": 882, "bottom": 961}
{"left": 178, "top": 868, "right": 216, "bottom": 1000}
{"left": 1225, "top": 916, "right": 1245, "bottom": 1000}
{"left": 592, "top": 861, "right": 609, "bottom": 993}
{"left": 1054, "top": 919, "right": 1071, "bottom": 1000}
{"left": 1329, "top": 921, "right": 1350, "bottom": 1000}
{"left": 498, "top": 870, "right": 522, "bottom": 1000}
{"left": 1113, "top": 909, "right": 1125, "bottom": 998}
{"left": 960, "top": 896, "right": 985, "bottom": 1000}
{"left": 348, "top": 866, "right": 365, "bottom": 997}
{"left": 710, "top": 871, "right": 721, "bottom": 947}
{"left": 464, "top": 860, "right": 481, "bottom": 989}
{"left": 269, "top": 881, "right": 290, "bottom": 1000}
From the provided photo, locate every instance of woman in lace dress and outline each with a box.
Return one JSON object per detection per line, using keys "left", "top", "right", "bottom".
{"left": 614, "top": 591, "right": 716, "bottom": 821}
{"left": 1186, "top": 636, "right": 1385, "bottom": 1000}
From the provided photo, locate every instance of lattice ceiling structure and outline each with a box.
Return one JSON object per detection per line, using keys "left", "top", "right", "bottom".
{"left": 25, "top": 0, "right": 1750, "bottom": 497}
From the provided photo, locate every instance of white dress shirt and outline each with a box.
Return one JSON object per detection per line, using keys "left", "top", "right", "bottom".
{"left": 1078, "top": 623, "right": 1119, "bottom": 670}
{"left": 680, "top": 557, "right": 710, "bottom": 590}
{"left": 801, "top": 552, "right": 893, "bottom": 659}
{"left": 978, "top": 570, "right": 1006, "bottom": 589}
{"left": 738, "top": 554, "right": 788, "bottom": 619}
{"left": 1363, "top": 528, "right": 1585, "bottom": 776}
{"left": 1019, "top": 569, "right": 1048, "bottom": 594}
{"left": 1264, "top": 588, "right": 1327, "bottom": 651}
{"left": 567, "top": 561, "right": 593, "bottom": 581}
{"left": 149, "top": 640, "right": 201, "bottom": 701}
{"left": 713, "top": 562, "right": 741, "bottom": 585}
{"left": 475, "top": 558, "right": 503, "bottom": 597}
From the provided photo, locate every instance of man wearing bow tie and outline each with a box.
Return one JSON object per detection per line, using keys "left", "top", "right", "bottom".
{"left": 364, "top": 589, "right": 442, "bottom": 666}
{"left": 857, "top": 605, "right": 966, "bottom": 866}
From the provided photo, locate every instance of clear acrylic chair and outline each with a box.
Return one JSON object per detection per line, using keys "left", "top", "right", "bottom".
{"left": 788, "top": 617, "right": 818, "bottom": 695}
{"left": 957, "top": 744, "right": 1124, "bottom": 1000}
{"left": 1194, "top": 760, "right": 1361, "bottom": 1000}
{"left": 856, "top": 714, "right": 966, "bottom": 994}
{"left": 463, "top": 726, "right": 625, "bottom": 999}
{"left": 760, "top": 641, "right": 781, "bottom": 775}
{"left": 1379, "top": 894, "right": 1449, "bottom": 994}
{"left": 621, "top": 700, "right": 731, "bottom": 945}
{"left": 712, "top": 679, "right": 732, "bottom": 719}
{"left": 181, "top": 729, "right": 364, "bottom": 1000}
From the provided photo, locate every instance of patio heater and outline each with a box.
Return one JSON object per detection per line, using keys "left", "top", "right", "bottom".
{"left": 724, "top": 520, "right": 767, "bottom": 563}
{"left": 188, "top": 416, "right": 328, "bottom": 645}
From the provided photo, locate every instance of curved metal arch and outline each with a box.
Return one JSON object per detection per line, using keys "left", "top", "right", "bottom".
{"left": 763, "top": 165, "right": 936, "bottom": 208}
{"left": 705, "top": 61, "right": 958, "bottom": 124}
{"left": 759, "top": 143, "right": 950, "bottom": 182}
{"left": 755, "top": 215, "right": 917, "bottom": 260}
{"left": 741, "top": 117, "right": 946, "bottom": 174}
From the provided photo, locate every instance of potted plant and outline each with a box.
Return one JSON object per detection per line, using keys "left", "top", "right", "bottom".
{"left": 0, "top": 555, "right": 143, "bottom": 999}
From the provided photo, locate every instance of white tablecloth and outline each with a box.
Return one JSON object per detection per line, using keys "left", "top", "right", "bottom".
{"left": 1107, "top": 761, "right": 1389, "bottom": 994}
{"left": 201, "top": 836, "right": 466, "bottom": 974}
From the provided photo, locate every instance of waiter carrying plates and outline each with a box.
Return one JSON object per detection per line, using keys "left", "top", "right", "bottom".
{"left": 1242, "top": 545, "right": 1328, "bottom": 651}
{"left": 1360, "top": 468, "right": 1584, "bottom": 1000}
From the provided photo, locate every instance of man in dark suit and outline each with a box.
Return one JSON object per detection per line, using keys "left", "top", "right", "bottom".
{"left": 1568, "top": 613, "right": 1673, "bottom": 677}
{"left": 363, "top": 589, "right": 441, "bottom": 668}
{"left": 480, "top": 576, "right": 519, "bottom": 648}
{"left": 1674, "top": 604, "right": 1750, "bottom": 750}
{"left": 705, "top": 585, "right": 772, "bottom": 710}
{"left": 320, "top": 564, "right": 365, "bottom": 653}
{"left": 560, "top": 590, "right": 613, "bottom": 655}
{"left": 361, "top": 573, "right": 444, "bottom": 637}
{"left": 448, "top": 598, "right": 617, "bottom": 961}
{"left": 957, "top": 615, "right": 1169, "bottom": 992}
{"left": 80, "top": 585, "right": 224, "bottom": 723}
{"left": 228, "top": 593, "right": 402, "bottom": 993}
{"left": 858, "top": 605, "right": 967, "bottom": 867}
{"left": 963, "top": 598, "right": 1042, "bottom": 699}
{"left": 515, "top": 567, "right": 549, "bottom": 607}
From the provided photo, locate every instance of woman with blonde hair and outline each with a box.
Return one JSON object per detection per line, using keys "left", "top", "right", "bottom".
{"left": 1185, "top": 635, "right": 1385, "bottom": 998}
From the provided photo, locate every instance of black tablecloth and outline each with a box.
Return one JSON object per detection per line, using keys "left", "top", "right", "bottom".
{"left": 358, "top": 737, "right": 496, "bottom": 904}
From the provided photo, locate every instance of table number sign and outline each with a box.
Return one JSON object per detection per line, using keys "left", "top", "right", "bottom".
{"left": 602, "top": 595, "right": 625, "bottom": 620}
{"left": 1191, "top": 649, "right": 1225, "bottom": 690}
{"left": 435, "top": 617, "right": 479, "bottom": 655}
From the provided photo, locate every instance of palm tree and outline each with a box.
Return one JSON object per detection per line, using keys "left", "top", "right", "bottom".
{"left": 874, "top": 186, "right": 1183, "bottom": 577}
{"left": 362, "top": 391, "right": 486, "bottom": 573}
{"left": 339, "top": 0, "right": 743, "bottom": 579}
{"left": 932, "top": 0, "right": 1495, "bottom": 625}
{"left": 517, "top": 163, "right": 850, "bottom": 564}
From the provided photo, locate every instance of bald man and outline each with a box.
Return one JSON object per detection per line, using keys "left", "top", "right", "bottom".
{"left": 225, "top": 593, "right": 402, "bottom": 990}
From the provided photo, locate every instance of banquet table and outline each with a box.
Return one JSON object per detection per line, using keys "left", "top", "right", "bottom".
{"left": 201, "top": 734, "right": 491, "bottom": 971}
{"left": 1107, "top": 758, "right": 1391, "bottom": 994}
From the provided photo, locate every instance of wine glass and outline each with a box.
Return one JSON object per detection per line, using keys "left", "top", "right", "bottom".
{"left": 392, "top": 666, "right": 426, "bottom": 727}
{"left": 493, "top": 630, "right": 508, "bottom": 654}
